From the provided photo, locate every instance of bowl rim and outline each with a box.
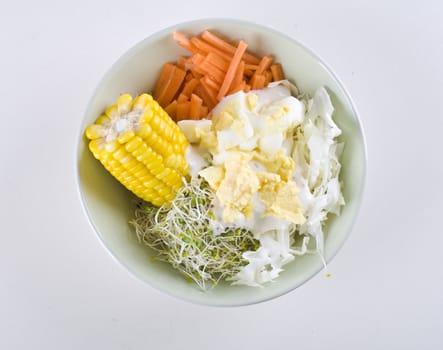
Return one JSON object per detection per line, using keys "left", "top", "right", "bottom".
{"left": 74, "top": 17, "right": 368, "bottom": 307}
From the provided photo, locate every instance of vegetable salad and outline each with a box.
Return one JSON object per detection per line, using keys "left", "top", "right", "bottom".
{"left": 86, "top": 29, "right": 345, "bottom": 290}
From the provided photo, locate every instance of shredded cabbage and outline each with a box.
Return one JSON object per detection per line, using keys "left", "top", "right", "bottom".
{"left": 291, "top": 87, "right": 345, "bottom": 255}
{"left": 229, "top": 87, "right": 345, "bottom": 287}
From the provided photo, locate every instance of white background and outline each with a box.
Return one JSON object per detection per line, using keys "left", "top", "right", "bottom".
{"left": 1, "top": 0, "right": 442, "bottom": 349}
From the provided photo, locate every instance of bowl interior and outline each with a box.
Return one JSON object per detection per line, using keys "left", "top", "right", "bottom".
{"left": 77, "top": 19, "right": 366, "bottom": 306}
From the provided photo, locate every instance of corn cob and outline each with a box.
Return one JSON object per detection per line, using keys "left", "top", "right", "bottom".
{"left": 85, "top": 93, "right": 189, "bottom": 207}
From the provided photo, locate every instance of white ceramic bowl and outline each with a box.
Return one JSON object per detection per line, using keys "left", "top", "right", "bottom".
{"left": 76, "top": 18, "right": 367, "bottom": 306}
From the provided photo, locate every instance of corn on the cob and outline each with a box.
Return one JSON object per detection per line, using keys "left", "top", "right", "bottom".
{"left": 85, "top": 93, "right": 189, "bottom": 207}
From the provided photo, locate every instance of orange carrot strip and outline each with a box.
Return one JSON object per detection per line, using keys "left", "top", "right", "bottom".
{"left": 245, "top": 64, "right": 258, "bottom": 71}
{"left": 173, "top": 32, "right": 199, "bottom": 53}
{"left": 181, "top": 78, "right": 200, "bottom": 96}
{"left": 228, "top": 79, "right": 247, "bottom": 94}
{"left": 199, "top": 106, "right": 209, "bottom": 119}
{"left": 256, "top": 55, "right": 273, "bottom": 74}
{"left": 228, "top": 60, "right": 245, "bottom": 93}
{"left": 190, "top": 37, "right": 232, "bottom": 61}
{"left": 198, "top": 59, "right": 225, "bottom": 83}
{"left": 244, "top": 69, "right": 255, "bottom": 78}
{"left": 201, "top": 30, "right": 260, "bottom": 64}
{"left": 251, "top": 74, "right": 266, "bottom": 90}
{"left": 243, "top": 53, "right": 261, "bottom": 65}
{"left": 187, "top": 53, "right": 205, "bottom": 67}
{"left": 177, "top": 56, "right": 188, "bottom": 69}
{"left": 217, "top": 40, "right": 248, "bottom": 100}
{"left": 195, "top": 83, "right": 216, "bottom": 110}
{"left": 188, "top": 54, "right": 206, "bottom": 77}
{"left": 201, "top": 30, "right": 236, "bottom": 53}
{"left": 184, "top": 72, "right": 194, "bottom": 82}
{"left": 190, "top": 93, "right": 203, "bottom": 120}
{"left": 270, "top": 63, "right": 285, "bottom": 81}
{"left": 202, "top": 75, "right": 221, "bottom": 92}
{"left": 200, "top": 79, "right": 219, "bottom": 107}
{"left": 177, "top": 93, "right": 188, "bottom": 103}
{"left": 264, "top": 70, "right": 273, "bottom": 86}
{"left": 191, "top": 71, "right": 203, "bottom": 79}
{"left": 191, "top": 65, "right": 206, "bottom": 78}
{"left": 153, "top": 63, "right": 175, "bottom": 101}
{"left": 165, "top": 100, "right": 178, "bottom": 120}
{"left": 156, "top": 65, "right": 186, "bottom": 107}
{"left": 205, "top": 52, "right": 229, "bottom": 72}
{"left": 249, "top": 74, "right": 257, "bottom": 90}
{"left": 176, "top": 101, "right": 190, "bottom": 121}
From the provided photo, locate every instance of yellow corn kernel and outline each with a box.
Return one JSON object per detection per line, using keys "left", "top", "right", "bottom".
{"left": 139, "top": 112, "right": 153, "bottom": 128}
{"left": 150, "top": 165, "right": 164, "bottom": 176}
{"left": 104, "top": 140, "right": 119, "bottom": 153}
{"left": 89, "top": 139, "right": 104, "bottom": 155}
{"left": 95, "top": 114, "right": 111, "bottom": 125}
{"left": 105, "top": 105, "right": 118, "bottom": 118}
{"left": 117, "top": 130, "right": 135, "bottom": 144}
{"left": 84, "top": 93, "right": 189, "bottom": 206}
{"left": 85, "top": 124, "right": 103, "bottom": 140}
{"left": 156, "top": 168, "right": 171, "bottom": 180}
{"left": 125, "top": 136, "right": 143, "bottom": 153}
{"left": 133, "top": 93, "right": 153, "bottom": 110}
{"left": 131, "top": 163, "right": 146, "bottom": 175}
{"left": 132, "top": 146, "right": 151, "bottom": 161}
{"left": 122, "top": 157, "right": 139, "bottom": 171}
{"left": 112, "top": 147, "right": 127, "bottom": 161}
{"left": 135, "top": 123, "right": 152, "bottom": 139}
{"left": 164, "top": 170, "right": 180, "bottom": 183}
{"left": 117, "top": 94, "right": 133, "bottom": 115}
{"left": 157, "top": 186, "right": 172, "bottom": 197}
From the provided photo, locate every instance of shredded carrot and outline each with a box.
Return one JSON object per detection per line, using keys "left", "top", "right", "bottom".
{"left": 200, "top": 78, "right": 219, "bottom": 107}
{"left": 181, "top": 78, "right": 200, "bottom": 96}
{"left": 256, "top": 55, "right": 273, "bottom": 74}
{"left": 217, "top": 40, "right": 248, "bottom": 100}
{"left": 193, "top": 83, "right": 215, "bottom": 111}
{"left": 264, "top": 70, "right": 273, "bottom": 86}
{"left": 176, "top": 101, "right": 190, "bottom": 121}
{"left": 200, "top": 30, "right": 236, "bottom": 54}
{"left": 176, "top": 56, "right": 188, "bottom": 69}
{"left": 270, "top": 63, "right": 285, "bottom": 81}
{"left": 190, "top": 94, "right": 203, "bottom": 120}
{"left": 250, "top": 74, "right": 266, "bottom": 90}
{"left": 205, "top": 52, "right": 229, "bottom": 72}
{"left": 202, "top": 75, "right": 221, "bottom": 92}
{"left": 187, "top": 53, "right": 205, "bottom": 68}
{"left": 191, "top": 70, "right": 203, "bottom": 79}
{"left": 244, "top": 69, "right": 255, "bottom": 78}
{"left": 229, "top": 79, "right": 247, "bottom": 94}
{"left": 201, "top": 30, "right": 260, "bottom": 64}
{"left": 190, "top": 37, "right": 232, "bottom": 62}
{"left": 197, "top": 59, "right": 225, "bottom": 84}
{"left": 153, "top": 63, "right": 175, "bottom": 101}
{"left": 164, "top": 100, "right": 177, "bottom": 119}
{"left": 184, "top": 72, "right": 195, "bottom": 83}
{"left": 172, "top": 32, "right": 198, "bottom": 53}
{"left": 228, "top": 61, "right": 245, "bottom": 94}
{"left": 244, "top": 64, "right": 259, "bottom": 71}
{"left": 199, "top": 106, "right": 208, "bottom": 119}
{"left": 177, "top": 93, "right": 188, "bottom": 103}
{"left": 153, "top": 30, "right": 287, "bottom": 121}
{"left": 156, "top": 65, "right": 186, "bottom": 106}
